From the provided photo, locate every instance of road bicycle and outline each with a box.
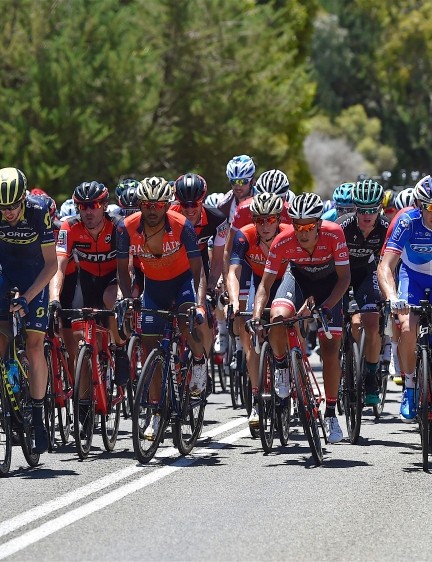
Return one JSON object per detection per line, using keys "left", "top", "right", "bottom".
{"left": 208, "top": 294, "right": 228, "bottom": 394}
{"left": 412, "top": 289, "right": 432, "bottom": 472}
{"left": 132, "top": 306, "right": 207, "bottom": 463}
{"left": 226, "top": 304, "right": 247, "bottom": 410}
{"left": 0, "top": 290, "right": 41, "bottom": 475}
{"left": 44, "top": 307, "right": 75, "bottom": 449}
{"left": 62, "top": 307, "right": 125, "bottom": 459}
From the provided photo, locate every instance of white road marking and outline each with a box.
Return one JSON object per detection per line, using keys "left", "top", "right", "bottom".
{"left": 0, "top": 426, "right": 250, "bottom": 560}
{"left": 0, "top": 417, "right": 247, "bottom": 542}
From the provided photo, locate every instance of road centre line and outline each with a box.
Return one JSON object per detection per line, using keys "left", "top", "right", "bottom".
{"left": 0, "top": 417, "right": 247, "bottom": 541}
{"left": 0, "top": 427, "right": 250, "bottom": 560}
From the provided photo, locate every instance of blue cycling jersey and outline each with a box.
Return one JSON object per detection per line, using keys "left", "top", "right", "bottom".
{"left": 385, "top": 208, "right": 432, "bottom": 275}
{"left": 321, "top": 208, "right": 338, "bottom": 222}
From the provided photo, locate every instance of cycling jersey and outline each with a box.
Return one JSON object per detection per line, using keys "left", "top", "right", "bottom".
{"left": 385, "top": 207, "right": 432, "bottom": 275}
{"left": 170, "top": 204, "right": 228, "bottom": 249}
{"left": 380, "top": 206, "right": 414, "bottom": 257}
{"left": 321, "top": 208, "right": 338, "bottom": 222}
{"left": 265, "top": 221, "right": 349, "bottom": 280}
{"left": 0, "top": 197, "right": 55, "bottom": 287}
{"left": 218, "top": 188, "right": 254, "bottom": 224}
{"left": 117, "top": 209, "right": 201, "bottom": 281}
{"left": 57, "top": 213, "right": 121, "bottom": 277}
{"left": 231, "top": 198, "right": 291, "bottom": 232}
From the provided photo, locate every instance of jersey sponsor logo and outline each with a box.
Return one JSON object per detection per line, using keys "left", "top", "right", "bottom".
{"left": 339, "top": 252, "right": 348, "bottom": 258}
{"left": 197, "top": 235, "right": 211, "bottom": 245}
{"left": 105, "top": 234, "right": 112, "bottom": 243}
{"left": 75, "top": 248, "right": 117, "bottom": 262}
{"left": 391, "top": 224, "right": 404, "bottom": 242}
{"left": 336, "top": 242, "right": 347, "bottom": 250}
{"left": 248, "top": 253, "right": 266, "bottom": 265}
{"left": 410, "top": 244, "right": 432, "bottom": 254}
{"left": 349, "top": 248, "right": 373, "bottom": 255}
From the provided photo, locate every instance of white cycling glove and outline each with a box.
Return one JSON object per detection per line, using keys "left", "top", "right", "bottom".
{"left": 390, "top": 298, "right": 408, "bottom": 312}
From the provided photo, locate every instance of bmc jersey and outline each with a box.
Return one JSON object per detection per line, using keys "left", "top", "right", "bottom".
{"left": 56, "top": 213, "right": 120, "bottom": 277}
{"left": 117, "top": 210, "right": 201, "bottom": 281}
{"left": 231, "top": 223, "right": 290, "bottom": 279}
{"left": 231, "top": 197, "right": 291, "bottom": 232}
{"left": 265, "top": 220, "right": 349, "bottom": 280}
{"left": 0, "top": 197, "right": 55, "bottom": 281}
{"left": 336, "top": 213, "right": 389, "bottom": 271}
{"left": 384, "top": 208, "right": 432, "bottom": 275}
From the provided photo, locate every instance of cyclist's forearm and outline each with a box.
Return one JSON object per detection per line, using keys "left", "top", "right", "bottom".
{"left": 117, "top": 258, "right": 133, "bottom": 298}
{"left": 207, "top": 245, "right": 224, "bottom": 290}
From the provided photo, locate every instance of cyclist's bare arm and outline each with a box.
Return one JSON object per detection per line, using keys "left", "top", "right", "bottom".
{"left": 227, "top": 263, "right": 242, "bottom": 314}
{"left": 49, "top": 254, "right": 69, "bottom": 302}
{"left": 377, "top": 251, "right": 400, "bottom": 300}
{"left": 117, "top": 256, "right": 133, "bottom": 299}
{"left": 321, "top": 263, "right": 351, "bottom": 310}
{"left": 208, "top": 243, "right": 224, "bottom": 291}
{"left": 222, "top": 227, "right": 235, "bottom": 284}
{"left": 253, "top": 271, "right": 276, "bottom": 320}
{"left": 190, "top": 256, "right": 205, "bottom": 305}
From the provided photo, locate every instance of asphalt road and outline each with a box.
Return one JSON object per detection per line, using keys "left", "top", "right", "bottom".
{"left": 1, "top": 352, "right": 431, "bottom": 562}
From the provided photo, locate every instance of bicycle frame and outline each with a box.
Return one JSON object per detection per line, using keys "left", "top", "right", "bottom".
{"left": 45, "top": 313, "right": 73, "bottom": 410}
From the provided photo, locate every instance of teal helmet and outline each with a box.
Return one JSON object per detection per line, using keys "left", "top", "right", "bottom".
{"left": 352, "top": 179, "right": 384, "bottom": 207}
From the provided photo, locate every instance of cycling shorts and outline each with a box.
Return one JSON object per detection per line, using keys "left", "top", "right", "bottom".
{"left": 398, "top": 263, "right": 432, "bottom": 306}
{"left": 351, "top": 268, "right": 382, "bottom": 312}
{"left": 141, "top": 271, "right": 196, "bottom": 336}
{"left": 80, "top": 269, "right": 117, "bottom": 309}
{"left": 0, "top": 275, "right": 49, "bottom": 333}
{"left": 246, "top": 276, "right": 281, "bottom": 312}
{"left": 272, "top": 270, "right": 343, "bottom": 336}
{"left": 60, "top": 270, "right": 79, "bottom": 328}
{"left": 239, "top": 262, "right": 252, "bottom": 302}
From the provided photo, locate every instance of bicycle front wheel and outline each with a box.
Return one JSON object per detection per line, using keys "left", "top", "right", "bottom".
{"left": 132, "top": 348, "right": 168, "bottom": 464}
{"left": 0, "top": 372, "right": 12, "bottom": 476}
{"left": 18, "top": 354, "right": 40, "bottom": 467}
{"left": 101, "top": 369, "right": 121, "bottom": 452}
{"left": 373, "top": 362, "right": 388, "bottom": 419}
{"left": 292, "top": 349, "right": 323, "bottom": 466}
{"left": 127, "top": 335, "right": 144, "bottom": 417}
{"left": 342, "top": 338, "right": 362, "bottom": 444}
{"left": 258, "top": 342, "right": 275, "bottom": 453}
{"left": 417, "top": 347, "right": 431, "bottom": 472}
{"left": 57, "top": 350, "right": 72, "bottom": 444}
{"left": 73, "top": 346, "right": 95, "bottom": 460}
{"left": 44, "top": 345, "right": 56, "bottom": 452}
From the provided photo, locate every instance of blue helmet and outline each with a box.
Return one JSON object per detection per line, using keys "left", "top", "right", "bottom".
{"left": 226, "top": 155, "right": 255, "bottom": 181}
{"left": 333, "top": 183, "right": 354, "bottom": 206}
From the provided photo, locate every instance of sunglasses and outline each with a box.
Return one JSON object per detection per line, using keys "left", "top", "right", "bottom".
{"left": 384, "top": 207, "right": 396, "bottom": 215}
{"left": 0, "top": 200, "right": 22, "bottom": 212}
{"left": 356, "top": 206, "right": 380, "bottom": 215}
{"left": 76, "top": 202, "right": 103, "bottom": 211}
{"left": 293, "top": 222, "right": 317, "bottom": 232}
{"left": 230, "top": 178, "right": 251, "bottom": 186}
{"left": 253, "top": 216, "right": 278, "bottom": 226}
{"left": 420, "top": 202, "right": 432, "bottom": 212}
{"left": 336, "top": 206, "right": 355, "bottom": 215}
{"left": 140, "top": 201, "right": 167, "bottom": 210}
{"left": 180, "top": 201, "right": 200, "bottom": 209}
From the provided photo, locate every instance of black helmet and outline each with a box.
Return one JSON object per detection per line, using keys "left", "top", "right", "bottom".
{"left": 174, "top": 173, "right": 207, "bottom": 203}
{"left": 115, "top": 178, "right": 140, "bottom": 199}
{"left": 118, "top": 186, "right": 139, "bottom": 209}
{"left": 0, "top": 167, "right": 27, "bottom": 206}
{"left": 73, "top": 181, "right": 109, "bottom": 204}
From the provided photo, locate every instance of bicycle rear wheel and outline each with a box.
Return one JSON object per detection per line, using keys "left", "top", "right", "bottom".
{"left": 417, "top": 347, "right": 431, "bottom": 472}
{"left": 18, "top": 354, "right": 40, "bottom": 467}
{"left": 342, "top": 337, "right": 362, "bottom": 444}
{"left": 258, "top": 342, "right": 275, "bottom": 453}
{"left": 127, "top": 335, "right": 144, "bottom": 417}
{"left": 73, "top": 346, "right": 95, "bottom": 459}
{"left": 101, "top": 365, "right": 121, "bottom": 452}
{"left": 132, "top": 348, "right": 168, "bottom": 463}
{"left": 0, "top": 372, "right": 12, "bottom": 476}
{"left": 44, "top": 345, "right": 56, "bottom": 452}
{"left": 173, "top": 356, "right": 206, "bottom": 456}
{"left": 373, "top": 362, "right": 388, "bottom": 419}
{"left": 292, "top": 349, "right": 323, "bottom": 466}
{"left": 57, "top": 351, "right": 72, "bottom": 444}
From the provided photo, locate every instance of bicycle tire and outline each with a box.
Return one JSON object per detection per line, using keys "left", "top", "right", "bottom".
{"left": 101, "top": 362, "right": 121, "bottom": 452}
{"left": 173, "top": 355, "right": 206, "bottom": 456}
{"left": 373, "top": 363, "right": 388, "bottom": 418}
{"left": 342, "top": 337, "right": 362, "bottom": 444}
{"left": 276, "top": 399, "right": 291, "bottom": 447}
{"left": 73, "top": 346, "right": 95, "bottom": 459}
{"left": 18, "top": 354, "right": 40, "bottom": 467}
{"left": 230, "top": 348, "right": 245, "bottom": 409}
{"left": 0, "top": 370, "right": 12, "bottom": 476}
{"left": 132, "top": 347, "right": 168, "bottom": 463}
{"left": 57, "top": 349, "right": 72, "bottom": 444}
{"left": 127, "top": 335, "right": 144, "bottom": 417}
{"left": 44, "top": 345, "right": 56, "bottom": 452}
{"left": 258, "top": 341, "right": 275, "bottom": 453}
{"left": 291, "top": 348, "right": 323, "bottom": 466}
{"left": 417, "top": 347, "right": 430, "bottom": 472}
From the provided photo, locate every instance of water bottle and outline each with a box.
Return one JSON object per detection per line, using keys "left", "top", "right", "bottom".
{"left": 6, "top": 360, "right": 19, "bottom": 393}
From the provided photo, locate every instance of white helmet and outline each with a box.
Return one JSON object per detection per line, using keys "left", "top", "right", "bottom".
{"left": 250, "top": 192, "right": 284, "bottom": 216}
{"left": 59, "top": 198, "right": 77, "bottom": 218}
{"left": 395, "top": 187, "right": 415, "bottom": 210}
{"left": 226, "top": 155, "right": 255, "bottom": 181}
{"left": 286, "top": 189, "right": 296, "bottom": 205}
{"left": 288, "top": 193, "right": 323, "bottom": 219}
{"left": 414, "top": 175, "right": 432, "bottom": 203}
{"left": 137, "top": 176, "right": 172, "bottom": 202}
{"left": 255, "top": 169, "right": 290, "bottom": 196}
{"left": 205, "top": 192, "right": 224, "bottom": 208}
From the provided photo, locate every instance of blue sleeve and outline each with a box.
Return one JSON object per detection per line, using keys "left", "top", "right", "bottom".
{"left": 116, "top": 220, "right": 131, "bottom": 259}
{"left": 230, "top": 230, "right": 249, "bottom": 266}
{"left": 181, "top": 219, "right": 201, "bottom": 259}
{"left": 386, "top": 212, "right": 412, "bottom": 253}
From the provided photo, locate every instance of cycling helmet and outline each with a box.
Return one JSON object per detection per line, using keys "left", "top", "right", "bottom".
{"left": 73, "top": 181, "right": 109, "bottom": 204}
{"left": 414, "top": 175, "right": 432, "bottom": 203}
{"left": 59, "top": 198, "right": 77, "bottom": 218}
{"left": 288, "top": 193, "right": 324, "bottom": 219}
{"left": 174, "top": 173, "right": 207, "bottom": 203}
{"left": 30, "top": 187, "right": 48, "bottom": 197}
{"left": 0, "top": 167, "right": 27, "bottom": 206}
{"left": 382, "top": 189, "right": 396, "bottom": 210}
{"left": 333, "top": 183, "right": 355, "bottom": 206}
{"left": 255, "top": 169, "right": 290, "bottom": 196}
{"left": 323, "top": 199, "right": 335, "bottom": 213}
{"left": 395, "top": 187, "right": 415, "bottom": 210}
{"left": 137, "top": 176, "right": 172, "bottom": 202}
{"left": 41, "top": 195, "right": 57, "bottom": 218}
{"left": 226, "top": 155, "right": 255, "bottom": 181}
{"left": 205, "top": 192, "right": 224, "bottom": 208}
{"left": 286, "top": 189, "right": 296, "bottom": 205}
{"left": 250, "top": 192, "right": 284, "bottom": 216}
{"left": 352, "top": 179, "right": 384, "bottom": 207}
{"left": 115, "top": 178, "right": 141, "bottom": 199}
{"left": 118, "top": 185, "right": 139, "bottom": 209}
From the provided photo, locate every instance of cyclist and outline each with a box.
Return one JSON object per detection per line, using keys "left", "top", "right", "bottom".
{"left": 250, "top": 192, "right": 350, "bottom": 443}
{"left": 336, "top": 179, "right": 389, "bottom": 405}
{"left": 228, "top": 192, "right": 289, "bottom": 427}
{"left": 117, "top": 176, "right": 206, "bottom": 439}
{"left": 382, "top": 189, "right": 398, "bottom": 222}
{"left": 0, "top": 167, "right": 57, "bottom": 454}
{"left": 59, "top": 198, "right": 77, "bottom": 221}
{"left": 50, "top": 181, "right": 129, "bottom": 385}
{"left": 378, "top": 175, "right": 432, "bottom": 422}
{"left": 321, "top": 182, "right": 356, "bottom": 221}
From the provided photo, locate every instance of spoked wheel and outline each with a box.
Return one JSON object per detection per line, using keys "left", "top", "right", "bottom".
{"left": 57, "top": 352, "right": 73, "bottom": 444}
{"left": 44, "top": 345, "right": 56, "bottom": 452}
{"left": 101, "top": 368, "right": 121, "bottom": 452}
{"left": 0, "top": 370, "right": 12, "bottom": 476}
{"left": 291, "top": 349, "right": 323, "bottom": 466}
{"left": 258, "top": 342, "right": 275, "bottom": 452}
{"left": 18, "top": 355, "right": 40, "bottom": 467}
{"left": 132, "top": 348, "right": 168, "bottom": 464}
{"left": 343, "top": 340, "right": 362, "bottom": 444}
{"left": 173, "top": 356, "right": 207, "bottom": 456}
{"left": 373, "top": 363, "right": 389, "bottom": 419}
{"left": 244, "top": 377, "right": 259, "bottom": 439}
{"left": 417, "top": 347, "right": 431, "bottom": 472}
{"left": 127, "top": 335, "right": 144, "bottom": 418}
{"left": 73, "top": 346, "right": 95, "bottom": 460}
{"left": 230, "top": 348, "right": 245, "bottom": 409}
{"left": 276, "top": 398, "right": 291, "bottom": 447}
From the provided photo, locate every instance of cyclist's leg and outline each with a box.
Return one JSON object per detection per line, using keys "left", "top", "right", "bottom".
{"left": 59, "top": 269, "right": 79, "bottom": 376}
